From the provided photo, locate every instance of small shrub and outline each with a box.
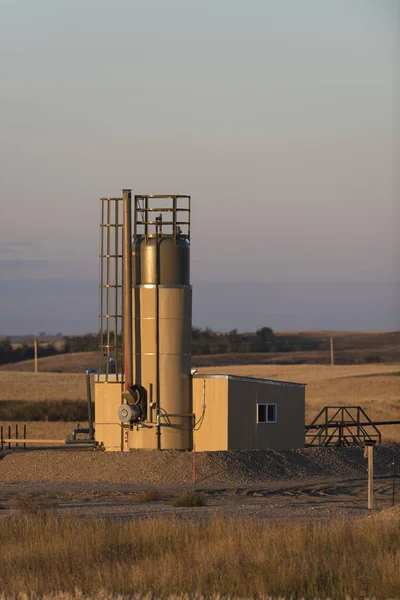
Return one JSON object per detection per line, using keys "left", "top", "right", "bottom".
{"left": 137, "top": 489, "right": 162, "bottom": 503}
{"left": 13, "top": 494, "right": 59, "bottom": 515}
{"left": 171, "top": 490, "right": 206, "bottom": 507}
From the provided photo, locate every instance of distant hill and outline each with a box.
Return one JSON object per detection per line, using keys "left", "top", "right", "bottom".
{"left": 1, "top": 331, "right": 399, "bottom": 372}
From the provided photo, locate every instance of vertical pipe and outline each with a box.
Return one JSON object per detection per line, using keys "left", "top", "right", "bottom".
{"left": 86, "top": 368, "right": 97, "bottom": 439}
{"left": 106, "top": 200, "right": 111, "bottom": 381}
{"left": 133, "top": 195, "right": 141, "bottom": 386}
{"left": 155, "top": 215, "right": 161, "bottom": 450}
{"left": 193, "top": 443, "right": 197, "bottom": 483}
{"left": 8, "top": 425, "right": 11, "bottom": 449}
{"left": 172, "top": 195, "right": 177, "bottom": 242}
{"left": 16, "top": 424, "right": 18, "bottom": 448}
{"left": 99, "top": 199, "right": 105, "bottom": 379}
{"left": 330, "top": 337, "right": 334, "bottom": 366}
{"left": 122, "top": 189, "right": 133, "bottom": 391}
{"left": 24, "top": 424, "right": 27, "bottom": 449}
{"left": 392, "top": 459, "right": 396, "bottom": 508}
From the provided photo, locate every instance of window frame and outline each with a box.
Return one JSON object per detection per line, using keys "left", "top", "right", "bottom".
{"left": 257, "top": 403, "right": 277, "bottom": 424}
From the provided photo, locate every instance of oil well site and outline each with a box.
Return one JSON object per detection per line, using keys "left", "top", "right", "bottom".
{"left": 0, "top": 192, "right": 399, "bottom": 600}
{"left": 1, "top": 192, "right": 399, "bottom": 520}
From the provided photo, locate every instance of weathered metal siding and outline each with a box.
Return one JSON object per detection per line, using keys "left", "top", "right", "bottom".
{"left": 227, "top": 378, "right": 305, "bottom": 450}
{"left": 192, "top": 375, "right": 305, "bottom": 451}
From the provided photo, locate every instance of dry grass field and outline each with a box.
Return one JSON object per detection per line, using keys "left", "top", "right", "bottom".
{"left": 0, "top": 371, "right": 88, "bottom": 402}
{"left": 0, "top": 510, "right": 399, "bottom": 598}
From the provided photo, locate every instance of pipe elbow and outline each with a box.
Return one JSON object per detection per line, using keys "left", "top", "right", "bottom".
{"left": 86, "top": 368, "right": 98, "bottom": 376}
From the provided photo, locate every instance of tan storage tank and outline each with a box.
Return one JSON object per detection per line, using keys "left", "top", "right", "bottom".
{"left": 128, "top": 196, "right": 192, "bottom": 450}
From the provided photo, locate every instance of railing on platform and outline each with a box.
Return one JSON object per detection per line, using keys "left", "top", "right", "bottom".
{"left": 0, "top": 423, "right": 27, "bottom": 449}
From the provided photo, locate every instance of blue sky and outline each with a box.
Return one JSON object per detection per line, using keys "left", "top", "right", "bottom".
{"left": 0, "top": 0, "right": 398, "bottom": 333}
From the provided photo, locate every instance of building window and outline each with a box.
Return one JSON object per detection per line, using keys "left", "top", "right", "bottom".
{"left": 257, "top": 403, "right": 277, "bottom": 423}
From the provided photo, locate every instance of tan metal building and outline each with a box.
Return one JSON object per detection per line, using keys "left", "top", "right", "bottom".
{"left": 192, "top": 374, "right": 305, "bottom": 451}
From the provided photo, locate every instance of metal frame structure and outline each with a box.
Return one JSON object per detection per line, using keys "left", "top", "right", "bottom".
{"left": 305, "top": 406, "right": 382, "bottom": 446}
{"left": 133, "top": 194, "right": 191, "bottom": 241}
{"left": 1, "top": 424, "right": 27, "bottom": 449}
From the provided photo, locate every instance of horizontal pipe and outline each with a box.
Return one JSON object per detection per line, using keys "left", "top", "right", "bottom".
{"left": 64, "top": 439, "right": 97, "bottom": 445}
{"left": 159, "top": 413, "right": 195, "bottom": 418}
{"left": 3, "top": 439, "right": 66, "bottom": 444}
{"left": 305, "top": 420, "right": 400, "bottom": 430}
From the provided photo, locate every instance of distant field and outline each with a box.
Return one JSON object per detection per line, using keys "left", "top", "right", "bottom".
{"left": 0, "top": 371, "right": 88, "bottom": 401}
{"left": 1, "top": 331, "right": 400, "bottom": 373}
{"left": 0, "top": 363, "right": 399, "bottom": 441}
{"left": 0, "top": 351, "right": 99, "bottom": 373}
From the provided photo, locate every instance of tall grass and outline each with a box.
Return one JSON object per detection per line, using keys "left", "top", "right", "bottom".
{"left": 1, "top": 513, "right": 399, "bottom": 598}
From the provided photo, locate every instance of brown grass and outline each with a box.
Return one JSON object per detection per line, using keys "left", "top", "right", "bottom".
{"left": 137, "top": 489, "right": 162, "bottom": 502}
{"left": 0, "top": 371, "right": 88, "bottom": 401}
{"left": 13, "top": 494, "right": 59, "bottom": 514}
{"left": 0, "top": 512, "right": 399, "bottom": 598}
{"left": 171, "top": 490, "right": 206, "bottom": 507}
{"left": 0, "top": 351, "right": 99, "bottom": 373}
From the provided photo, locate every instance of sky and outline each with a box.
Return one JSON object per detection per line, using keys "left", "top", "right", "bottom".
{"left": 0, "top": 0, "right": 399, "bottom": 334}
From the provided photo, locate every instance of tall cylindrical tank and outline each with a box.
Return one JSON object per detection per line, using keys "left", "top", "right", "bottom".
{"left": 130, "top": 228, "right": 192, "bottom": 450}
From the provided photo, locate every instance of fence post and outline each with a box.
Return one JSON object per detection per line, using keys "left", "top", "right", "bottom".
{"left": 364, "top": 441, "right": 375, "bottom": 509}
{"left": 392, "top": 459, "right": 396, "bottom": 508}
{"left": 34, "top": 338, "right": 38, "bottom": 373}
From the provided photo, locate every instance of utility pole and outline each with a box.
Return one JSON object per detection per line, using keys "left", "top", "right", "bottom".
{"left": 364, "top": 441, "right": 376, "bottom": 509}
{"left": 392, "top": 459, "right": 396, "bottom": 508}
{"left": 34, "top": 339, "right": 38, "bottom": 374}
{"left": 330, "top": 337, "right": 334, "bottom": 367}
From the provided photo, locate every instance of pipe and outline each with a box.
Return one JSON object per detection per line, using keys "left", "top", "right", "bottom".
{"left": 122, "top": 189, "right": 133, "bottom": 391}
{"left": 85, "top": 368, "right": 97, "bottom": 439}
{"left": 71, "top": 428, "right": 90, "bottom": 440}
{"left": 305, "top": 420, "right": 400, "bottom": 430}
{"left": 65, "top": 439, "right": 97, "bottom": 445}
{"left": 155, "top": 215, "right": 161, "bottom": 450}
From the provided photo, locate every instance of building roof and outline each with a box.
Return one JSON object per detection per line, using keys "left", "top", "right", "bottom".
{"left": 193, "top": 373, "right": 305, "bottom": 388}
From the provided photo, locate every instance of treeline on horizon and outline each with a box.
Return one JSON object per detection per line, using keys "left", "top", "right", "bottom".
{"left": 0, "top": 327, "right": 325, "bottom": 366}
